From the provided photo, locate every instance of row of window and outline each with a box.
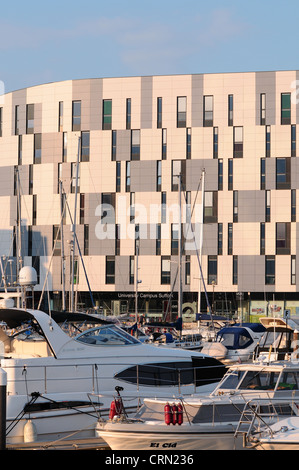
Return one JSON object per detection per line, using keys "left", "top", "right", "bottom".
{"left": 0, "top": 92, "right": 293, "bottom": 140}
{"left": 105, "top": 253, "right": 297, "bottom": 287}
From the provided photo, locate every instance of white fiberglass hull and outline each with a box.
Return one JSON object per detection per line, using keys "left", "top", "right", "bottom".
{"left": 96, "top": 421, "right": 244, "bottom": 451}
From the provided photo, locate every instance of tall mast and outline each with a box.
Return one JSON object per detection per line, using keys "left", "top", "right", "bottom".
{"left": 198, "top": 168, "right": 205, "bottom": 317}
{"left": 70, "top": 136, "right": 81, "bottom": 312}
{"left": 178, "top": 173, "right": 182, "bottom": 321}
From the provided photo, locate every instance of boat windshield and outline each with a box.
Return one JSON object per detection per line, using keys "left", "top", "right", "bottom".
{"left": 75, "top": 325, "right": 140, "bottom": 346}
{"left": 214, "top": 370, "right": 246, "bottom": 391}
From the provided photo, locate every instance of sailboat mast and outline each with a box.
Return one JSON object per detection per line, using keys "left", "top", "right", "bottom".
{"left": 70, "top": 136, "right": 81, "bottom": 312}
{"left": 59, "top": 180, "right": 66, "bottom": 311}
{"left": 198, "top": 168, "right": 205, "bottom": 317}
{"left": 178, "top": 173, "right": 182, "bottom": 321}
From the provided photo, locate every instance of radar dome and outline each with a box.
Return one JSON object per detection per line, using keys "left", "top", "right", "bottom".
{"left": 19, "top": 266, "right": 38, "bottom": 286}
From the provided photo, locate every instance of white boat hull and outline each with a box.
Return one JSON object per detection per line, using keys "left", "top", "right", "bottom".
{"left": 96, "top": 421, "right": 244, "bottom": 451}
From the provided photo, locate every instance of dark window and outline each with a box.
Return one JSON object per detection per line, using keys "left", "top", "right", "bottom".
{"left": 292, "top": 189, "right": 296, "bottom": 222}
{"left": 157, "top": 97, "right": 162, "bottom": 128}
{"left": 103, "top": 99, "right": 112, "bottom": 130}
{"left": 177, "top": 96, "right": 186, "bottom": 128}
{"left": 233, "top": 255, "right": 238, "bottom": 285}
{"left": 131, "top": 130, "right": 140, "bottom": 160}
{"left": 112, "top": 130, "right": 117, "bottom": 161}
{"left": 186, "top": 128, "right": 191, "bottom": 159}
{"left": 260, "top": 223, "right": 265, "bottom": 255}
{"left": 81, "top": 131, "right": 90, "bottom": 162}
{"left": 228, "top": 94, "right": 233, "bottom": 126}
{"left": 58, "top": 101, "right": 63, "bottom": 132}
{"left": 276, "top": 158, "right": 291, "bottom": 189}
{"left": 53, "top": 225, "right": 61, "bottom": 256}
{"left": 161, "top": 256, "right": 170, "bottom": 284}
{"left": 228, "top": 159, "right": 233, "bottom": 190}
{"left": 84, "top": 224, "right": 89, "bottom": 256}
{"left": 34, "top": 134, "right": 41, "bottom": 164}
{"left": 213, "top": 127, "right": 218, "bottom": 159}
{"left": 291, "top": 125, "right": 296, "bottom": 157}
{"left": 276, "top": 222, "right": 290, "bottom": 255}
{"left": 203, "top": 95, "right": 213, "bottom": 127}
{"left": 265, "top": 256, "right": 275, "bottom": 285}
{"left": 204, "top": 192, "right": 218, "bottom": 223}
{"left": 228, "top": 223, "right": 233, "bottom": 255}
{"left": 26, "top": 104, "right": 34, "bottom": 134}
{"left": 162, "top": 129, "right": 167, "bottom": 160}
{"left": 266, "top": 126, "right": 271, "bottom": 157}
{"left": 218, "top": 159, "right": 223, "bottom": 190}
{"left": 261, "top": 158, "right": 265, "bottom": 190}
{"left": 171, "top": 160, "right": 186, "bottom": 191}
{"left": 126, "top": 98, "right": 131, "bottom": 130}
{"left": 233, "top": 126, "right": 243, "bottom": 158}
{"left": 116, "top": 161, "right": 121, "bottom": 193}
{"left": 106, "top": 256, "right": 115, "bottom": 284}
{"left": 156, "top": 160, "right": 161, "bottom": 191}
{"left": 218, "top": 223, "right": 223, "bottom": 255}
{"left": 72, "top": 101, "right": 81, "bottom": 131}
{"left": 208, "top": 255, "right": 217, "bottom": 285}
{"left": 281, "top": 93, "right": 291, "bottom": 125}
{"left": 260, "top": 93, "right": 266, "bottom": 125}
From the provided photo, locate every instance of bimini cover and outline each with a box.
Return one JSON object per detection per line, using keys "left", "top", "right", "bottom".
{"left": 217, "top": 327, "right": 254, "bottom": 350}
{"left": 233, "top": 323, "right": 266, "bottom": 333}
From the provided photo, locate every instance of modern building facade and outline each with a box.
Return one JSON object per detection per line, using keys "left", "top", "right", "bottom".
{"left": 0, "top": 70, "right": 299, "bottom": 320}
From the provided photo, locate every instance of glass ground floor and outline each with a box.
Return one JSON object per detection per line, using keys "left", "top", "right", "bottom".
{"left": 36, "top": 290, "right": 299, "bottom": 324}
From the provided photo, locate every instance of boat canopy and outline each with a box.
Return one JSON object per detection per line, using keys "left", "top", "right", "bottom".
{"left": 216, "top": 327, "right": 255, "bottom": 350}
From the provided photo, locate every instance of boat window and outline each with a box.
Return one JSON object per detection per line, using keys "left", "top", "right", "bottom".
{"left": 75, "top": 325, "right": 140, "bottom": 346}
{"left": 215, "top": 370, "right": 246, "bottom": 391}
{"left": 277, "top": 371, "right": 299, "bottom": 390}
{"left": 239, "top": 371, "right": 280, "bottom": 390}
{"left": 218, "top": 331, "right": 252, "bottom": 350}
{"left": 259, "top": 331, "right": 281, "bottom": 348}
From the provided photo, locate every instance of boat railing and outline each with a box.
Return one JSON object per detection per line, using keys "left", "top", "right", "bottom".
{"left": 3, "top": 361, "right": 224, "bottom": 396}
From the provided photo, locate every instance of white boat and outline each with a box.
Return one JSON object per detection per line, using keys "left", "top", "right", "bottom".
{"left": 96, "top": 359, "right": 299, "bottom": 451}
{"left": 200, "top": 323, "right": 266, "bottom": 363}
{"left": 0, "top": 308, "right": 225, "bottom": 445}
{"left": 249, "top": 416, "right": 299, "bottom": 450}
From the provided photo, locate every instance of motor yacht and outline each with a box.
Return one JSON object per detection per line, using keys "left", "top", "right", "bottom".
{"left": 0, "top": 308, "right": 225, "bottom": 445}
{"left": 96, "top": 359, "right": 299, "bottom": 450}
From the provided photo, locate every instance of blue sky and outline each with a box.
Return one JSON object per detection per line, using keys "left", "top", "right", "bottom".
{"left": 1, "top": 0, "right": 299, "bottom": 92}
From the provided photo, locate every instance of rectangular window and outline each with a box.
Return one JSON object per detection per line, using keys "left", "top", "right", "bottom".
{"left": 261, "top": 158, "right": 265, "bottom": 190}
{"left": 129, "top": 256, "right": 134, "bottom": 285}
{"left": 171, "top": 223, "right": 179, "bottom": 255}
{"left": 63, "top": 132, "right": 67, "bottom": 161}
{"left": 58, "top": 101, "right": 63, "bottom": 132}
{"left": 228, "top": 223, "right": 233, "bottom": 255}
{"left": 291, "top": 125, "right": 296, "bottom": 157}
{"left": 26, "top": 104, "right": 34, "bottom": 134}
{"left": 213, "top": 127, "right": 218, "bottom": 159}
{"left": 156, "top": 224, "right": 161, "bottom": 255}
{"left": 161, "top": 256, "right": 171, "bottom": 284}
{"left": 103, "top": 99, "right": 112, "bottom": 130}
{"left": 281, "top": 93, "right": 291, "bottom": 125}
{"left": 186, "top": 128, "right": 191, "bottom": 159}
{"left": 72, "top": 101, "right": 81, "bottom": 131}
{"left": 53, "top": 225, "right": 61, "bottom": 256}
{"left": 15, "top": 105, "right": 19, "bottom": 136}
{"left": 71, "top": 162, "right": 80, "bottom": 193}
{"left": 185, "top": 255, "right": 190, "bottom": 285}
{"left": 157, "top": 97, "right": 162, "bottom": 129}
{"left": 292, "top": 189, "right": 296, "bottom": 222}
{"left": 161, "top": 192, "right": 167, "bottom": 224}
{"left": 115, "top": 224, "right": 120, "bottom": 256}
{"left": 233, "top": 126, "right": 243, "bottom": 158}
{"left": 126, "top": 161, "right": 131, "bottom": 192}
{"left": 14, "top": 166, "right": 18, "bottom": 196}
{"left": 101, "top": 193, "right": 115, "bottom": 224}
{"left": 116, "top": 161, "right": 121, "bottom": 193}
{"left": 208, "top": 255, "right": 217, "bottom": 285}
{"left": 266, "top": 125, "right": 271, "bottom": 158}
{"left": 80, "top": 193, "right": 85, "bottom": 224}
{"left": 84, "top": 224, "right": 89, "bottom": 256}
{"left": 131, "top": 129, "right": 140, "bottom": 160}
{"left": 218, "top": 159, "right": 223, "bottom": 190}
{"left": 203, "top": 95, "right": 213, "bottom": 127}
{"left": 130, "top": 192, "right": 135, "bottom": 223}
{"left": 260, "top": 93, "right": 266, "bottom": 125}
{"left": 32, "top": 194, "right": 37, "bottom": 226}
{"left": 34, "top": 133, "right": 41, "bottom": 164}
{"left": 265, "top": 256, "right": 275, "bottom": 285}
{"left": 81, "top": 131, "right": 90, "bottom": 162}
{"left": 28, "top": 226, "right": 32, "bottom": 256}
{"left": 126, "top": 98, "right": 131, "bottom": 130}
{"left": 204, "top": 191, "right": 218, "bottom": 223}
{"left": 112, "top": 130, "right": 117, "bottom": 161}
{"left": 177, "top": 96, "right": 186, "bottom": 128}
{"left": 291, "top": 255, "right": 296, "bottom": 285}
{"left": 260, "top": 222, "right": 265, "bottom": 255}
{"left": 266, "top": 190, "right": 271, "bottom": 222}
{"left": 276, "top": 222, "right": 290, "bottom": 255}
{"left": 29, "top": 165, "right": 33, "bottom": 195}
{"left": 162, "top": 128, "right": 167, "bottom": 160}
{"left": 228, "top": 95, "right": 233, "bottom": 126}
{"left": 18, "top": 135, "right": 22, "bottom": 165}
{"left": 156, "top": 160, "right": 162, "bottom": 191}
{"left": 0, "top": 107, "right": 2, "bottom": 137}
{"left": 106, "top": 256, "right": 115, "bottom": 284}
{"left": 233, "top": 191, "right": 238, "bottom": 222}
{"left": 218, "top": 223, "right": 223, "bottom": 255}
{"left": 233, "top": 255, "right": 238, "bottom": 285}
{"left": 228, "top": 159, "right": 233, "bottom": 190}
{"left": 276, "top": 157, "right": 291, "bottom": 189}
{"left": 32, "top": 256, "right": 40, "bottom": 284}
{"left": 171, "top": 160, "right": 186, "bottom": 191}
